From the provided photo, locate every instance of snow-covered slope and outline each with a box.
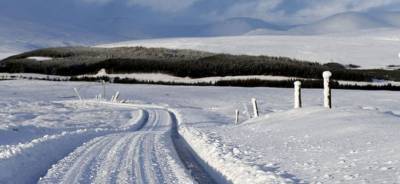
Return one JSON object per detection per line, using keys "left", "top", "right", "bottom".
{"left": 290, "top": 12, "right": 392, "bottom": 34}
{"left": 248, "top": 11, "right": 400, "bottom": 36}
{"left": 203, "top": 17, "right": 286, "bottom": 36}
{"left": 101, "top": 30, "right": 400, "bottom": 69}
{"left": 214, "top": 107, "right": 400, "bottom": 183}
{"left": 374, "top": 11, "right": 400, "bottom": 27}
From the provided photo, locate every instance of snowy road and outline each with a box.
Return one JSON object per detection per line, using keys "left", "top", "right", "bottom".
{"left": 38, "top": 108, "right": 196, "bottom": 184}
{"left": 4, "top": 80, "right": 400, "bottom": 183}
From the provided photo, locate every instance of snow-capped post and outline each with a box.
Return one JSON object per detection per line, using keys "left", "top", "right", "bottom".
{"left": 73, "top": 88, "right": 82, "bottom": 101}
{"left": 294, "top": 81, "right": 302, "bottom": 109}
{"left": 101, "top": 80, "right": 106, "bottom": 99}
{"left": 323, "top": 71, "right": 332, "bottom": 109}
{"left": 251, "top": 98, "right": 259, "bottom": 118}
{"left": 235, "top": 109, "right": 239, "bottom": 124}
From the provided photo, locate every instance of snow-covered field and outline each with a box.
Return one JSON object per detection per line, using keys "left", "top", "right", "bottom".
{"left": 3, "top": 72, "right": 400, "bottom": 88}
{"left": 101, "top": 29, "right": 400, "bottom": 69}
{"left": 1, "top": 79, "right": 400, "bottom": 183}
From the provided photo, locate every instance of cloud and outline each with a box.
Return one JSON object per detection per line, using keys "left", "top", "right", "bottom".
{"left": 75, "top": 0, "right": 400, "bottom": 23}
{"left": 127, "top": 0, "right": 200, "bottom": 12}
{"left": 223, "top": 0, "right": 283, "bottom": 19}
{"left": 80, "top": 0, "right": 113, "bottom": 5}
{"left": 79, "top": 0, "right": 200, "bottom": 12}
{"left": 195, "top": 0, "right": 399, "bottom": 24}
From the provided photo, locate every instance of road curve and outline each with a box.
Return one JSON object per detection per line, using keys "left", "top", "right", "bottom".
{"left": 39, "top": 109, "right": 195, "bottom": 184}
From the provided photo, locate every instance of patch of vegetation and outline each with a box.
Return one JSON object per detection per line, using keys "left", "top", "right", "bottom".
{"left": 360, "top": 69, "right": 400, "bottom": 82}
{"left": 67, "top": 76, "right": 400, "bottom": 91}
{"left": 346, "top": 64, "right": 361, "bottom": 69}
{"left": 0, "top": 46, "right": 377, "bottom": 82}
{"left": 323, "top": 62, "right": 346, "bottom": 70}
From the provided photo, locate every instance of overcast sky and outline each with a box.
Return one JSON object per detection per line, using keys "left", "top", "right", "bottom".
{"left": 76, "top": 0, "right": 400, "bottom": 24}
{"left": 0, "top": 0, "right": 399, "bottom": 40}
{"left": 0, "top": 0, "right": 399, "bottom": 25}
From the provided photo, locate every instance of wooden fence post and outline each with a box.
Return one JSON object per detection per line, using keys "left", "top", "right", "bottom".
{"left": 251, "top": 98, "right": 259, "bottom": 118}
{"left": 235, "top": 109, "right": 239, "bottom": 124}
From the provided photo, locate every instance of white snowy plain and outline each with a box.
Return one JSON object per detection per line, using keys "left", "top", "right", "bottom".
{"left": 1, "top": 79, "right": 400, "bottom": 183}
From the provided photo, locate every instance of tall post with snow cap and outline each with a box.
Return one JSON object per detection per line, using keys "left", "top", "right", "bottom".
{"left": 323, "top": 71, "right": 332, "bottom": 109}
{"left": 251, "top": 98, "right": 259, "bottom": 118}
{"left": 294, "top": 81, "right": 302, "bottom": 109}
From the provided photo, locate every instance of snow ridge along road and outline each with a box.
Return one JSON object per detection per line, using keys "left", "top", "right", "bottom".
{"left": 0, "top": 109, "right": 148, "bottom": 183}
{"left": 39, "top": 108, "right": 195, "bottom": 184}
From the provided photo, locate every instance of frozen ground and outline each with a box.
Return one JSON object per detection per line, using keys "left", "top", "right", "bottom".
{"left": 101, "top": 30, "right": 400, "bottom": 69}
{"left": 1, "top": 80, "right": 400, "bottom": 183}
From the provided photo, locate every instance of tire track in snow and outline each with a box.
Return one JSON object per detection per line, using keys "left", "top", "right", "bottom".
{"left": 0, "top": 109, "right": 148, "bottom": 184}
{"left": 39, "top": 109, "right": 195, "bottom": 184}
{"left": 115, "top": 135, "right": 142, "bottom": 184}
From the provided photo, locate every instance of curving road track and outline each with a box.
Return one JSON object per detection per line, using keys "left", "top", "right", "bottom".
{"left": 39, "top": 109, "right": 200, "bottom": 184}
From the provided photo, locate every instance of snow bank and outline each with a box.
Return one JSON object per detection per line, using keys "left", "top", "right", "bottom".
{"left": 0, "top": 102, "right": 147, "bottom": 183}
{"left": 0, "top": 128, "right": 110, "bottom": 183}
{"left": 214, "top": 107, "right": 400, "bottom": 183}
{"left": 178, "top": 125, "right": 292, "bottom": 184}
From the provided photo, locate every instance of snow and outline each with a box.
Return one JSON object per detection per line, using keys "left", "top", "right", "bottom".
{"left": 289, "top": 12, "right": 390, "bottom": 34}
{"left": 3, "top": 72, "right": 400, "bottom": 87}
{"left": 38, "top": 108, "right": 194, "bottom": 184}
{"left": 27, "top": 56, "right": 53, "bottom": 61}
{"left": 178, "top": 125, "right": 290, "bottom": 184}
{"left": 81, "top": 72, "right": 299, "bottom": 84}
{"left": 1, "top": 80, "right": 400, "bottom": 183}
{"left": 0, "top": 102, "right": 150, "bottom": 183}
{"left": 214, "top": 107, "right": 400, "bottom": 183}
{"left": 100, "top": 30, "right": 400, "bottom": 69}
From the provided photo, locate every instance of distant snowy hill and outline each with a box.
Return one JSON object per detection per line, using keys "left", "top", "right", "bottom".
{"left": 202, "top": 17, "right": 287, "bottom": 36}
{"left": 0, "top": 0, "right": 399, "bottom": 62}
{"left": 290, "top": 12, "right": 391, "bottom": 34}
{"left": 0, "top": 16, "right": 285, "bottom": 59}
{"left": 0, "top": 17, "right": 118, "bottom": 59}
{"left": 249, "top": 11, "right": 400, "bottom": 35}
{"left": 101, "top": 29, "right": 400, "bottom": 69}
{"left": 374, "top": 11, "right": 400, "bottom": 27}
